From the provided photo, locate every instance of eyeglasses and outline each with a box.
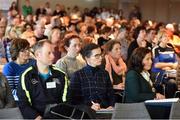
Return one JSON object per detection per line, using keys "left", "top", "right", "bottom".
{"left": 91, "top": 53, "right": 102, "bottom": 59}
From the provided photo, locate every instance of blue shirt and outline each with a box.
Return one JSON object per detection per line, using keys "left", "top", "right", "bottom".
{"left": 152, "top": 46, "right": 177, "bottom": 73}
{"left": 39, "top": 70, "right": 51, "bottom": 81}
{"left": 3, "top": 59, "right": 35, "bottom": 101}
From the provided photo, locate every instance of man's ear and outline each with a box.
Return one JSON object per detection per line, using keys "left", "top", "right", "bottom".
{"left": 34, "top": 50, "right": 40, "bottom": 58}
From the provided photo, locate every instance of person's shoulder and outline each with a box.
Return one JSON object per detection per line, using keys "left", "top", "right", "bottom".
{"left": 57, "top": 56, "right": 68, "bottom": 63}
{"left": 166, "top": 46, "right": 174, "bottom": 51}
{"left": 99, "top": 66, "right": 107, "bottom": 73}
{"left": 3, "top": 61, "right": 17, "bottom": 70}
{"left": 127, "top": 69, "right": 139, "bottom": 76}
{"left": 21, "top": 66, "right": 34, "bottom": 75}
{"left": 19, "top": 66, "right": 34, "bottom": 81}
{"left": 152, "top": 45, "right": 159, "bottom": 51}
{"left": 55, "top": 57, "right": 68, "bottom": 69}
{"left": 128, "top": 41, "right": 137, "bottom": 50}
{"left": 51, "top": 65, "right": 66, "bottom": 76}
{"left": 76, "top": 66, "right": 85, "bottom": 72}
{"left": 129, "top": 40, "right": 137, "bottom": 46}
{"left": 3, "top": 61, "right": 13, "bottom": 67}
{"left": 152, "top": 46, "right": 160, "bottom": 55}
{"left": 73, "top": 66, "right": 86, "bottom": 75}
{"left": 28, "top": 59, "right": 36, "bottom": 65}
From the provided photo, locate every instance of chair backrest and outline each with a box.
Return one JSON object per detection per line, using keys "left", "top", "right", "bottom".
{"left": 112, "top": 103, "right": 151, "bottom": 119}
{"left": 169, "top": 102, "right": 180, "bottom": 119}
{"left": 0, "top": 107, "right": 23, "bottom": 119}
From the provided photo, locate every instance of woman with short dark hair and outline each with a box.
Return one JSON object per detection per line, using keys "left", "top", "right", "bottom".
{"left": 68, "top": 43, "right": 114, "bottom": 111}
{"left": 3, "top": 38, "right": 35, "bottom": 102}
{"left": 125, "top": 47, "right": 164, "bottom": 103}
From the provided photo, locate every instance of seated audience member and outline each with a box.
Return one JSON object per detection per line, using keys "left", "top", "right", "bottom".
{"left": 125, "top": 47, "right": 164, "bottom": 103}
{"left": 127, "top": 26, "right": 150, "bottom": 61}
{"left": 49, "top": 27, "right": 65, "bottom": 64}
{"left": 103, "top": 41, "right": 127, "bottom": 102}
{"left": 56, "top": 35, "right": 85, "bottom": 79}
{"left": 8, "top": 1, "right": 18, "bottom": 20}
{"left": 20, "top": 23, "right": 36, "bottom": 47}
{"left": 22, "top": 0, "right": 33, "bottom": 17}
{"left": 53, "top": 4, "right": 67, "bottom": 17}
{"left": 68, "top": 43, "right": 114, "bottom": 111}
{"left": 97, "top": 26, "right": 112, "bottom": 46}
{"left": 152, "top": 30, "right": 178, "bottom": 98}
{"left": 44, "top": 2, "right": 52, "bottom": 15}
{"left": 35, "top": 5, "right": 46, "bottom": 19}
{"left": 3, "top": 39, "right": 35, "bottom": 101}
{"left": 34, "top": 24, "right": 48, "bottom": 42}
{"left": 0, "top": 72, "right": 16, "bottom": 108}
{"left": 146, "top": 28, "right": 158, "bottom": 48}
{"left": 17, "top": 40, "right": 68, "bottom": 119}
{"left": 44, "top": 16, "right": 61, "bottom": 38}
{"left": 116, "top": 25, "right": 131, "bottom": 61}
{"left": 0, "top": 18, "right": 8, "bottom": 71}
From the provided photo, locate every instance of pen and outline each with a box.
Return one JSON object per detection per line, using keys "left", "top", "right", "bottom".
{"left": 91, "top": 101, "right": 95, "bottom": 105}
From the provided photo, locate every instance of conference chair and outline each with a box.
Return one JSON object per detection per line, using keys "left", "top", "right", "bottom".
{"left": 112, "top": 103, "right": 151, "bottom": 119}
{"left": 169, "top": 102, "right": 180, "bottom": 119}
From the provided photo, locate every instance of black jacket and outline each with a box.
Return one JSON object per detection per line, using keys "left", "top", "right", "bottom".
{"left": 17, "top": 64, "right": 68, "bottom": 119}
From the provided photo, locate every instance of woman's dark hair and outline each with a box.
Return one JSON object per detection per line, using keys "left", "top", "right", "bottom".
{"left": 81, "top": 43, "right": 100, "bottom": 59}
{"left": 105, "top": 40, "right": 121, "bottom": 53}
{"left": 133, "top": 25, "right": 146, "bottom": 40}
{"left": 87, "top": 26, "right": 95, "bottom": 34}
{"left": 128, "top": 47, "right": 151, "bottom": 72}
{"left": 100, "top": 26, "right": 112, "bottom": 35}
{"left": 10, "top": 38, "right": 30, "bottom": 61}
{"left": 9, "top": 1, "right": 18, "bottom": 11}
{"left": 64, "top": 34, "right": 81, "bottom": 47}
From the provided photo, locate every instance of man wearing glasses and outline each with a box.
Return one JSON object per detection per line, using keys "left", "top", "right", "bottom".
{"left": 68, "top": 43, "right": 114, "bottom": 111}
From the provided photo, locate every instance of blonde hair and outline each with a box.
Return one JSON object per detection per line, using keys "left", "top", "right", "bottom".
{"left": 157, "top": 29, "right": 168, "bottom": 43}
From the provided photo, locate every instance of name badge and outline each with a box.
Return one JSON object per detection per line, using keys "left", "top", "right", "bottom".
{"left": 46, "top": 82, "right": 56, "bottom": 89}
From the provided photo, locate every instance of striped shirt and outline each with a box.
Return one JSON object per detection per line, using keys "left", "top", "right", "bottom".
{"left": 2, "top": 59, "right": 35, "bottom": 101}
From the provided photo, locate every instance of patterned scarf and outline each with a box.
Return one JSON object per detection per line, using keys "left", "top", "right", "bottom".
{"left": 105, "top": 54, "right": 127, "bottom": 83}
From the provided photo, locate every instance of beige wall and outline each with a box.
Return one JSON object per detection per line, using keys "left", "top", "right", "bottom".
{"left": 118, "top": 0, "right": 180, "bottom": 23}
{"left": 100, "top": 0, "right": 119, "bottom": 8}
{"left": 19, "top": 0, "right": 100, "bottom": 12}
{"left": 18, "top": 0, "right": 180, "bottom": 23}
{"left": 140, "top": 0, "right": 180, "bottom": 23}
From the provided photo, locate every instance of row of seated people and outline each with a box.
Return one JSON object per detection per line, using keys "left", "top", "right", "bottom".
{"left": 0, "top": 3, "right": 180, "bottom": 119}
{"left": 0, "top": 37, "right": 179, "bottom": 119}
